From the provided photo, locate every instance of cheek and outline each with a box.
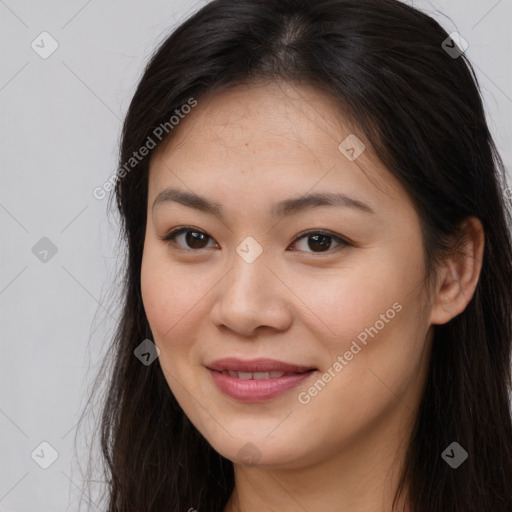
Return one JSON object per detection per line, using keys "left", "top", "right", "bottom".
{"left": 140, "top": 243, "right": 217, "bottom": 373}
{"left": 288, "top": 246, "right": 429, "bottom": 411}
{"left": 140, "top": 247, "right": 210, "bottom": 405}
{"left": 141, "top": 243, "right": 199, "bottom": 334}
{"left": 290, "top": 269, "right": 428, "bottom": 441}
{"left": 293, "top": 250, "right": 424, "bottom": 349}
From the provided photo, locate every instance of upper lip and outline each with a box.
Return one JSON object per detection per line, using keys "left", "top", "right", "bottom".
{"left": 207, "top": 357, "right": 316, "bottom": 373}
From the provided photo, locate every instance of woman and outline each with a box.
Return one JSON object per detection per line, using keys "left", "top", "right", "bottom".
{"left": 84, "top": 0, "right": 512, "bottom": 510}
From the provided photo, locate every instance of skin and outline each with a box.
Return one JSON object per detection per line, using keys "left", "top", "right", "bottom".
{"left": 140, "top": 80, "right": 484, "bottom": 512}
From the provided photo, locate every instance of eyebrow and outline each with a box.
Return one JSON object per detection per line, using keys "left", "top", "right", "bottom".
{"left": 152, "top": 187, "right": 376, "bottom": 218}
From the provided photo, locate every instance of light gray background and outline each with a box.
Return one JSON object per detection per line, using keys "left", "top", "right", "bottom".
{"left": 1, "top": 1, "right": 511, "bottom": 511}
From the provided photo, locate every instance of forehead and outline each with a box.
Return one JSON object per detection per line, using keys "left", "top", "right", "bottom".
{"left": 154, "top": 80, "right": 358, "bottom": 160}
{"left": 147, "top": 80, "right": 410, "bottom": 215}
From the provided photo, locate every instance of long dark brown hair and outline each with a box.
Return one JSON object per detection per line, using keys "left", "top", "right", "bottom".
{"left": 79, "top": 0, "right": 512, "bottom": 510}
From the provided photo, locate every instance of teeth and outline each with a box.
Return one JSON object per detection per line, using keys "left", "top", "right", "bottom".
{"left": 220, "top": 370, "right": 290, "bottom": 379}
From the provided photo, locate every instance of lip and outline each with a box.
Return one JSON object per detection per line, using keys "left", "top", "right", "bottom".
{"left": 206, "top": 357, "right": 317, "bottom": 402}
{"left": 206, "top": 357, "right": 316, "bottom": 373}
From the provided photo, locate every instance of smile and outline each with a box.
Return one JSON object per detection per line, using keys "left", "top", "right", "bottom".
{"left": 217, "top": 370, "right": 307, "bottom": 379}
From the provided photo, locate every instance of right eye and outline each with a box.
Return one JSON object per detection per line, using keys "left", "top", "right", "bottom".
{"left": 159, "top": 226, "right": 219, "bottom": 251}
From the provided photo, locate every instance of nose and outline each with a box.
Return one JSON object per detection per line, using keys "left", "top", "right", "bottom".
{"left": 209, "top": 255, "right": 294, "bottom": 337}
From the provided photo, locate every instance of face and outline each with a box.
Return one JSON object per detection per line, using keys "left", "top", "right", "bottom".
{"left": 141, "top": 80, "right": 433, "bottom": 469}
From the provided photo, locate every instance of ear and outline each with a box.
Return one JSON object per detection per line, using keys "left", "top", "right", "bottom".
{"left": 429, "top": 216, "right": 485, "bottom": 326}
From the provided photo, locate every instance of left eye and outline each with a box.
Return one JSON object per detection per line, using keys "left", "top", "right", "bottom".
{"left": 160, "top": 227, "right": 351, "bottom": 254}
{"left": 290, "top": 230, "right": 350, "bottom": 254}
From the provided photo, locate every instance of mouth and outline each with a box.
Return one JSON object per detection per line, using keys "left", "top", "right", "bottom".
{"left": 206, "top": 356, "right": 317, "bottom": 374}
{"left": 206, "top": 357, "right": 318, "bottom": 402}
{"left": 212, "top": 369, "right": 315, "bottom": 379}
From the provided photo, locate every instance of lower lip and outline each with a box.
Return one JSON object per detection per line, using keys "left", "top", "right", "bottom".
{"left": 208, "top": 369, "right": 316, "bottom": 402}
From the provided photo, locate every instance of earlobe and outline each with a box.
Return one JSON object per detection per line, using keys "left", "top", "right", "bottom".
{"left": 429, "top": 217, "right": 485, "bottom": 326}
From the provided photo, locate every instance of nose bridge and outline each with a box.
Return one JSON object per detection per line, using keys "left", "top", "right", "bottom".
{"left": 227, "top": 244, "right": 273, "bottom": 304}
{"left": 228, "top": 233, "right": 272, "bottom": 292}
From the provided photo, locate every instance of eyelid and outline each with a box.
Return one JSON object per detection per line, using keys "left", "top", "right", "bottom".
{"left": 159, "top": 226, "right": 353, "bottom": 254}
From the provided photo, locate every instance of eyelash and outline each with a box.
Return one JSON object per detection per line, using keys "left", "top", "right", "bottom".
{"left": 159, "top": 226, "right": 353, "bottom": 256}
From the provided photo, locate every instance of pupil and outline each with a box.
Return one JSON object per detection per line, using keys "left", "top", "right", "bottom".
{"left": 309, "top": 234, "right": 331, "bottom": 252}
{"left": 186, "top": 231, "right": 207, "bottom": 248}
